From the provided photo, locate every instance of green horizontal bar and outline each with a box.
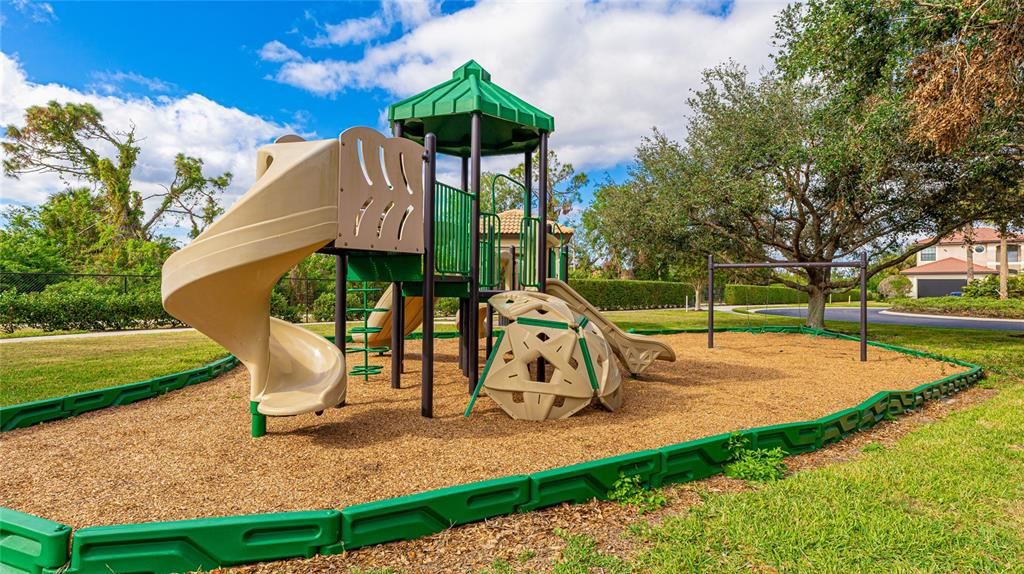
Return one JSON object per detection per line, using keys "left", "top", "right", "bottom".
{"left": 516, "top": 317, "right": 570, "bottom": 330}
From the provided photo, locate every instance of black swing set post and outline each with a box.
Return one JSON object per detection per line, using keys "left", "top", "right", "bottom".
{"left": 706, "top": 253, "right": 869, "bottom": 362}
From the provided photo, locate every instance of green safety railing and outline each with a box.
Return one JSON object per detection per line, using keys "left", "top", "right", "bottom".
{"left": 518, "top": 214, "right": 541, "bottom": 288}
{"left": 480, "top": 176, "right": 515, "bottom": 289}
{"left": 434, "top": 182, "right": 473, "bottom": 276}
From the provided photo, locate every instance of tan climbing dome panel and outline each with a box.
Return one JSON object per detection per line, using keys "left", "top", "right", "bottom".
{"left": 545, "top": 279, "right": 675, "bottom": 375}
{"left": 483, "top": 291, "right": 622, "bottom": 421}
{"left": 336, "top": 126, "right": 425, "bottom": 253}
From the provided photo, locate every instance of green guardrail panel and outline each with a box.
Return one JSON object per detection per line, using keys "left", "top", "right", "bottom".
{"left": 888, "top": 390, "right": 918, "bottom": 415}
{"left": 400, "top": 281, "right": 470, "bottom": 299}
{"left": 341, "top": 475, "right": 529, "bottom": 551}
{"left": 347, "top": 253, "right": 423, "bottom": 282}
{"left": 818, "top": 407, "right": 861, "bottom": 445}
{"left": 0, "top": 507, "right": 71, "bottom": 574}
{"left": 0, "top": 400, "right": 65, "bottom": 433}
{"left": 520, "top": 450, "right": 661, "bottom": 512}
{"left": 858, "top": 392, "right": 891, "bottom": 430}
{"left": 655, "top": 433, "right": 733, "bottom": 487}
{"left": 64, "top": 510, "right": 340, "bottom": 574}
{"left": 751, "top": 422, "right": 820, "bottom": 454}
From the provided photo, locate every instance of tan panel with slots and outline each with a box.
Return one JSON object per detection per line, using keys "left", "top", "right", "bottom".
{"left": 336, "top": 127, "right": 425, "bottom": 253}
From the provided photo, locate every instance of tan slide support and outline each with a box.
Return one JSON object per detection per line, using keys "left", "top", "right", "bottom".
{"left": 544, "top": 279, "right": 676, "bottom": 376}
{"left": 162, "top": 137, "right": 347, "bottom": 417}
{"left": 351, "top": 285, "right": 425, "bottom": 348}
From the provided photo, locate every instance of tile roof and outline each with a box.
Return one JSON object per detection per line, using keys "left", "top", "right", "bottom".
{"left": 901, "top": 257, "right": 999, "bottom": 275}
{"left": 917, "top": 227, "right": 1024, "bottom": 245}
{"left": 488, "top": 209, "right": 574, "bottom": 236}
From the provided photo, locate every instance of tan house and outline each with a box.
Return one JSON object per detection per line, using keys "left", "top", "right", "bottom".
{"left": 901, "top": 227, "right": 1022, "bottom": 297}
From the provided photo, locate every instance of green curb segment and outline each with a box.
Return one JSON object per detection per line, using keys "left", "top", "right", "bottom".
{"left": 0, "top": 507, "right": 70, "bottom": 574}
{"left": 0, "top": 327, "right": 987, "bottom": 573}
{"left": 0, "top": 355, "right": 239, "bottom": 432}
{"left": 60, "top": 511, "right": 340, "bottom": 574}
{"left": 341, "top": 475, "right": 530, "bottom": 550}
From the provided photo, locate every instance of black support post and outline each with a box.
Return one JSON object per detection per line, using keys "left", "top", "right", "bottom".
{"left": 536, "top": 132, "right": 549, "bottom": 382}
{"left": 421, "top": 134, "right": 437, "bottom": 418}
{"left": 335, "top": 254, "right": 347, "bottom": 353}
{"left": 537, "top": 132, "right": 549, "bottom": 293}
{"left": 391, "top": 281, "right": 403, "bottom": 387}
{"left": 469, "top": 112, "right": 482, "bottom": 394}
{"left": 860, "top": 251, "right": 868, "bottom": 362}
{"left": 707, "top": 254, "right": 714, "bottom": 349}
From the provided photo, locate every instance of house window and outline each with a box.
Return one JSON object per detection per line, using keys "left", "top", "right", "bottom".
{"left": 973, "top": 245, "right": 985, "bottom": 254}
{"left": 920, "top": 246, "right": 936, "bottom": 262}
{"left": 997, "top": 244, "right": 1020, "bottom": 263}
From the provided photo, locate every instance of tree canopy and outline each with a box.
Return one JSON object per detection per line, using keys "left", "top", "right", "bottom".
{"left": 2, "top": 101, "right": 232, "bottom": 274}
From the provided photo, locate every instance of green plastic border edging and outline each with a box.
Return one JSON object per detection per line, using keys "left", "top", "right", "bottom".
{"left": 0, "top": 355, "right": 240, "bottom": 432}
{"left": 0, "top": 326, "right": 986, "bottom": 574}
{"left": 0, "top": 332, "right": 471, "bottom": 434}
{"left": 0, "top": 507, "right": 71, "bottom": 574}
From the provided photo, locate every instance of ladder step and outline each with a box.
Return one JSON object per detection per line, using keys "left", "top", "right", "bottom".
{"left": 350, "top": 365, "right": 383, "bottom": 376}
{"left": 350, "top": 326, "right": 383, "bottom": 334}
{"left": 351, "top": 307, "right": 390, "bottom": 312}
{"left": 349, "top": 287, "right": 382, "bottom": 292}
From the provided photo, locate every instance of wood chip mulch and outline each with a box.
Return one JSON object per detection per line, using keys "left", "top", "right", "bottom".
{"left": 0, "top": 332, "right": 964, "bottom": 541}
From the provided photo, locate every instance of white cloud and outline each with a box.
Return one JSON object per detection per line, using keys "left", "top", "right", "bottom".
{"left": 10, "top": 0, "right": 56, "bottom": 23}
{"left": 306, "top": 0, "right": 442, "bottom": 47}
{"left": 90, "top": 70, "right": 176, "bottom": 94}
{"left": 311, "top": 16, "right": 390, "bottom": 47}
{"left": 264, "top": 0, "right": 786, "bottom": 170}
{"left": 0, "top": 52, "right": 292, "bottom": 238}
{"left": 258, "top": 40, "right": 304, "bottom": 63}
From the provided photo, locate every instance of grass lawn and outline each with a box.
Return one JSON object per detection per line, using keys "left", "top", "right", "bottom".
{"left": 633, "top": 375, "right": 1024, "bottom": 573}
{"left": 0, "top": 331, "right": 227, "bottom": 406}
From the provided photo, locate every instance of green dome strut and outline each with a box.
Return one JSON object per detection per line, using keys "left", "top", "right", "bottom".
{"left": 387, "top": 60, "right": 554, "bottom": 157}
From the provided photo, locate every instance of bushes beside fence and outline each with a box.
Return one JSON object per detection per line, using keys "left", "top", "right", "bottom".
{"left": 0, "top": 287, "right": 181, "bottom": 333}
{"left": 724, "top": 284, "right": 872, "bottom": 305}
{"left": 890, "top": 297, "right": 1024, "bottom": 319}
{"left": 568, "top": 279, "right": 694, "bottom": 310}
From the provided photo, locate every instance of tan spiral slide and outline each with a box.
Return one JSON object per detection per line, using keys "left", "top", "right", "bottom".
{"left": 162, "top": 137, "right": 347, "bottom": 417}
{"left": 544, "top": 279, "right": 676, "bottom": 376}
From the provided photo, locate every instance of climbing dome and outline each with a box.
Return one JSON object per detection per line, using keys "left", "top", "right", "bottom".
{"left": 482, "top": 292, "right": 622, "bottom": 420}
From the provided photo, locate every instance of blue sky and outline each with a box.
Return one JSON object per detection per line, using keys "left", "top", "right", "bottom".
{"left": 1, "top": 0, "right": 785, "bottom": 236}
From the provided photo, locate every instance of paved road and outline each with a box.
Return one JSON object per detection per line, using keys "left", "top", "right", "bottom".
{"left": 751, "top": 307, "right": 1024, "bottom": 332}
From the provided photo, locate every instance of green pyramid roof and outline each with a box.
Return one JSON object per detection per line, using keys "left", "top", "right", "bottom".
{"left": 387, "top": 61, "right": 554, "bottom": 157}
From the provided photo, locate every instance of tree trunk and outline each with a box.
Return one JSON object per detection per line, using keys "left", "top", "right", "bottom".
{"left": 965, "top": 237, "right": 975, "bottom": 283}
{"left": 692, "top": 281, "right": 703, "bottom": 311}
{"left": 804, "top": 268, "right": 828, "bottom": 329}
{"left": 805, "top": 287, "right": 827, "bottom": 329}
{"left": 999, "top": 230, "right": 1009, "bottom": 300}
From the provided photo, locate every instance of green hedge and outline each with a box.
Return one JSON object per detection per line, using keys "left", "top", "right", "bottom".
{"left": 724, "top": 284, "right": 872, "bottom": 305}
{"left": 568, "top": 279, "right": 694, "bottom": 310}
{"left": 0, "top": 287, "right": 181, "bottom": 333}
{"left": 962, "top": 275, "right": 1023, "bottom": 299}
{"left": 890, "top": 297, "right": 1024, "bottom": 319}
{"left": 724, "top": 284, "right": 809, "bottom": 305}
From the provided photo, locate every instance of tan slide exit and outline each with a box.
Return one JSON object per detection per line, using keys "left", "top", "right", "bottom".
{"left": 162, "top": 138, "right": 347, "bottom": 417}
{"left": 351, "top": 285, "right": 426, "bottom": 348}
{"left": 544, "top": 279, "right": 676, "bottom": 376}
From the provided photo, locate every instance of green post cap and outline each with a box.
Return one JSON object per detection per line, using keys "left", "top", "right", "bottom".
{"left": 387, "top": 60, "right": 554, "bottom": 157}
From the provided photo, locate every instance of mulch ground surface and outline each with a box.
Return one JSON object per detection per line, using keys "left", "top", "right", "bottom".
{"left": 1, "top": 332, "right": 963, "bottom": 534}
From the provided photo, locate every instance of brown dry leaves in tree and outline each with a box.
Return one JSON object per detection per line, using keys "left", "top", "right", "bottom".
{"left": 906, "top": 0, "right": 1024, "bottom": 156}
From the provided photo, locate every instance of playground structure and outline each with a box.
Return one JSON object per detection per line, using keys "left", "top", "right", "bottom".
{"left": 162, "top": 61, "right": 675, "bottom": 435}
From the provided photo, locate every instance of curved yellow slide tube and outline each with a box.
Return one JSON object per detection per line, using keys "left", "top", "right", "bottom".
{"left": 162, "top": 138, "right": 346, "bottom": 417}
